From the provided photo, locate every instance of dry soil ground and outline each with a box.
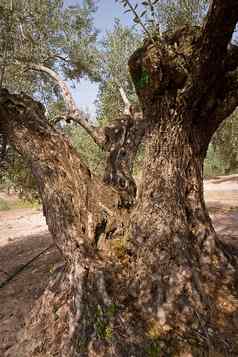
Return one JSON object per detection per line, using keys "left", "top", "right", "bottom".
{"left": 1, "top": 176, "right": 238, "bottom": 356}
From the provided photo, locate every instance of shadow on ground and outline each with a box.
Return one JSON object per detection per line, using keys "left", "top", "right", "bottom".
{"left": 0, "top": 233, "right": 62, "bottom": 356}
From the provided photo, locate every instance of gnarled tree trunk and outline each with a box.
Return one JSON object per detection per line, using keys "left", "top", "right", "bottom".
{"left": 1, "top": 1, "right": 238, "bottom": 356}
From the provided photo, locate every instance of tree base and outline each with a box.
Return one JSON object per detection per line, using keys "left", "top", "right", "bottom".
{"left": 7, "top": 233, "right": 238, "bottom": 357}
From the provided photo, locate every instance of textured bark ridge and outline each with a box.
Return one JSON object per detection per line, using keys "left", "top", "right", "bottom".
{"left": 103, "top": 110, "right": 146, "bottom": 207}
{"left": 1, "top": 1, "right": 238, "bottom": 356}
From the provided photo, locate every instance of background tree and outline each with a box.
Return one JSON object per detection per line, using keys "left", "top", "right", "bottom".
{"left": 97, "top": 20, "right": 141, "bottom": 122}
{"left": 0, "top": 0, "right": 99, "bottom": 89}
{"left": 1, "top": 1, "right": 238, "bottom": 356}
{"left": 0, "top": 0, "right": 99, "bottom": 195}
{"left": 205, "top": 109, "right": 238, "bottom": 175}
{"left": 155, "top": 0, "right": 208, "bottom": 31}
{"left": 65, "top": 120, "right": 105, "bottom": 176}
{"left": 66, "top": 21, "right": 142, "bottom": 177}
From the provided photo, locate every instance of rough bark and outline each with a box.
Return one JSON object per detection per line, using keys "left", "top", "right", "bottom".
{"left": 0, "top": 89, "right": 131, "bottom": 356}
{"left": 27, "top": 64, "right": 142, "bottom": 207}
{"left": 1, "top": 1, "right": 238, "bottom": 356}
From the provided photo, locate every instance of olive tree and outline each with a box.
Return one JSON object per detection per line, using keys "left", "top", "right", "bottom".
{"left": 1, "top": 0, "right": 238, "bottom": 356}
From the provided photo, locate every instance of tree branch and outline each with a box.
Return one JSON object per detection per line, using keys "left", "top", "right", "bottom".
{"left": 0, "top": 89, "right": 122, "bottom": 255}
{"left": 0, "top": 244, "right": 54, "bottom": 289}
{"left": 119, "top": 87, "right": 131, "bottom": 115}
{"left": 28, "top": 64, "right": 104, "bottom": 147}
{"left": 212, "top": 70, "right": 238, "bottom": 127}
{"left": 198, "top": 69, "right": 238, "bottom": 144}
{"left": 3, "top": 60, "right": 146, "bottom": 206}
{"left": 200, "top": 0, "right": 238, "bottom": 74}
{"left": 224, "top": 44, "right": 238, "bottom": 72}
{"left": 185, "top": 0, "right": 238, "bottom": 115}
{"left": 117, "top": 0, "right": 153, "bottom": 40}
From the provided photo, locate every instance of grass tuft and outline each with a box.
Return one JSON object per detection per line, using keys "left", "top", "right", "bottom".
{"left": 0, "top": 198, "right": 10, "bottom": 211}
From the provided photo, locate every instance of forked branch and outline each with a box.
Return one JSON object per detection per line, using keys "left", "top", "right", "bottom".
{"left": 29, "top": 64, "right": 136, "bottom": 150}
{"left": 28, "top": 64, "right": 104, "bottom": 147}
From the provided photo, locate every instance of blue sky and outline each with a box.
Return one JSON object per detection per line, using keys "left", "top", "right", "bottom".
{"left": 64, "top": 0, "right": 136, "bottom": 118}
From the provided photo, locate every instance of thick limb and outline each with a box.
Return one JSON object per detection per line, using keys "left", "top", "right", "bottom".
{"left": 0, "top": 89, "right": 122, "bottom": 256}
{"left": 185, "top": 0, "right": 238, "bottom": 111}
{"left": 29, "top": 65, "right": 146, "bottom": 206}
{"left": 126, "top": 20, "right": 238, "bottom": 355}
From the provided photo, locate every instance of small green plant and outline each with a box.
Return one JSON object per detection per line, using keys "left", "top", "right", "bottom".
{"left": 12, "top": 199, "right": 40, "bottom": 209}
{"left": 104, "top": 326, "right": 113, "bottom": 340}
{"left": 137, "top": 67, "right": 150, "bottom": 89}
{"left": 95, "top": 318, "right": 113, "bottom": 341}
{"left": 0, "top": 195, "right": 40, "bottom": 211}
{"left": 94, "top": 304, "right": 119, "bottom": 340}
{"left": 75, "top": 336, "right": 87, "bottom": 353}
{"left": 0, "top": 198, "right": 10, "bottom": 210}
{"left": 95, "top": 318, "right": 108, "bottom": 339}
{"left": 106, "top": 303, "right": 119, "bottom": 318}
{"left": 145, "top": 340, "right": 161, "bottom": 356}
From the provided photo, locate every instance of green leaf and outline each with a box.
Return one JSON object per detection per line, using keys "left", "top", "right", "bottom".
{"left": 140, "top": 10, "right": 147, "bottom": 17}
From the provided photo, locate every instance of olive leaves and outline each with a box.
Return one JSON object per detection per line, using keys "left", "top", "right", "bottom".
{"left": 115, "top": 0, "right": 161, "bottom": 39}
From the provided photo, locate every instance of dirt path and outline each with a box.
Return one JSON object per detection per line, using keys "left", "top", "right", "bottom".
{"left": 0, "top": 176, "right": 238, "bottom": 356}
{"left": 0, "top": 207, "right": 62, "bottom": 356}
{"left": 204, "top": 174, "right": 238, "bottom": 208}
{"left": 0, "top": 208, "right": 48, "bottom": 247}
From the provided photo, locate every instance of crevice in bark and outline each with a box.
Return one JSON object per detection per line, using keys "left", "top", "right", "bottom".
{"left": 103, "top": 111, "right": 146, "bottom": 208}
{"left": 94, "top": 217, "right": 108, "bottom": 247}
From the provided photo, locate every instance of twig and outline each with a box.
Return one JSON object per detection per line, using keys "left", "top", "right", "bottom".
{"left": 0, "top": 243, "right": 54, "bottom": 289}
{"left": 119, "top": 87, "right": 131, "bottom": 115}
{"left": 28, "top": 64, "right": 104, "bottom": 147}
{"left": 120, "top": 0, "right": 151, "bottom": 39}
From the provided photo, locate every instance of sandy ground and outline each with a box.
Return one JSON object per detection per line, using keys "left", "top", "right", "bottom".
{"left": 0, "top": 208, "right": 48, "bottom": 247}
{"left": 204, "top": 175, "right": 238, "bottom": 208}
{"left": 1, "top": 176, "right": 238, "bottom": 356}
{"left": 0, "top": 205, "right": 62, "bottom": 356}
